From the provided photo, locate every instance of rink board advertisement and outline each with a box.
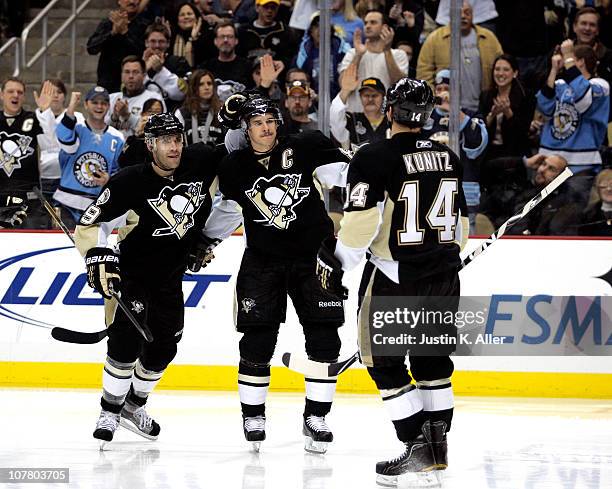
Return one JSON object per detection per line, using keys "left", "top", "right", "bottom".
{"left": 0, "top": 231, "right": 611, "bottom": 397}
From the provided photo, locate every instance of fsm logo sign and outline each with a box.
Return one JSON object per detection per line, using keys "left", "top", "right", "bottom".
{"left": 0, "top": 247, "right": 231, "bottom": 328}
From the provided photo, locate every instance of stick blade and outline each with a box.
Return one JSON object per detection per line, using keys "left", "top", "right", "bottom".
{"left": 51, "top": 327, "right": 107, "bottom": 344}
{"left": 281, "top": 352, "right": 331, "bottom": 378}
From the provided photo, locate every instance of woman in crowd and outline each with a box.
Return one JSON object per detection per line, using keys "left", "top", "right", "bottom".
{"left": 170, "top": 2, "right": 207, "bottom": 67}
{"left": 578, "top": 169, "right": 612, "bottom": 236}
{"left": 479, "top": 54, "right": 535, "bottom": 162}
{"left": 118, "top": 98, "right": 164, "bottom": 167}
{"left": 175, "top": 69, "right": 226, "bottom": 146}
{"left": 332, "top": 0, "right": 364, "bottom": 47}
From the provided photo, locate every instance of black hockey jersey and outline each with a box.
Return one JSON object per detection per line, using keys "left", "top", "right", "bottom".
{"left": 345, "top": 112, "right": 390, "bottom": 151}
{"left": 75, "top": 143, "right": 224, "bottom": 282}
{"left": 214, "top": 130, "right": 351, "bottom": 259}
{"left": 0, "top": 110, "right": 43, "bottom": 195}
{"left": 337, "top": 132, "right": 469, "bottom": 282}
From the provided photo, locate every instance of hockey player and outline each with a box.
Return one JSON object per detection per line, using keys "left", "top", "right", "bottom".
{"left": 203, "top": 94, "right": 351, "bottom": 453}
{"left": 74, "top": 113, "right": 224, "bottom": 447}
{"left": 53, "top": 87, "right": 124, "bottom": 226}
{"left": 316, "top": 79, "right": 469, "bottom": 486}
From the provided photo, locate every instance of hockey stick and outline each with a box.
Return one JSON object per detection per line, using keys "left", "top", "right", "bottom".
{"left": 33, "top": 187, "right": 154, "bottom": 344}
{"left": 282, "top": 167, "right": 574, "bottom": 377}
{"left": 32, "top": 186, "right": 76, "bottom": 245}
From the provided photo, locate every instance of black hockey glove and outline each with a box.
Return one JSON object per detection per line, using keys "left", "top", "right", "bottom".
{"left": 316, "top": 237, "right": 348, "bottom": 300}
{"left": 85, "top": 247, "right": 120, "bottom": 299}
{"left": 187, "top": 235, "right": 220, "bottom": 272}
{"left": 217, "top": 93, "right": 249, "bottom": 129}
{"left": 0, "top": 195, "right": 28, "bottom": 228}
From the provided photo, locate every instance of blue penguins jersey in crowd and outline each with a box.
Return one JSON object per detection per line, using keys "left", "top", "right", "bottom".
{"left": 337, "top": 132, "right": 469, "bottom": 282}
{"left": 55, "top": 115, "right": 124, "bottom": 210}
{"left": 216, "top": 130, "right": 351, "bottom": 259}
{"left": 74, "top": 143, "right": 225, "bottom": 282}
{"left": 0, "top": 110, "right": 43, "bottom": 194}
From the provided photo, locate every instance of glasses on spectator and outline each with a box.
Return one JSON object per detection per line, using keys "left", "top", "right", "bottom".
{"left": 288, "top": 95, "right": 309, "bottom": 102}
{"left": 216, "top": 34, "right": 235, "bottom": 40}
{"left": 597, "top": 181, "right": 612, "bottom": 190}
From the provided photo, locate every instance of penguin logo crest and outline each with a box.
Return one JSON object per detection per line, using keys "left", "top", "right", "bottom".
{"left": 148, "top": 182, "right": 206, "bottom": 238}
{"left": 245, "top": 173, "right": 310, "bottom": 230}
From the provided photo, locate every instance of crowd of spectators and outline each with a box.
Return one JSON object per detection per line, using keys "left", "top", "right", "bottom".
{"left": 1, "top": 0, "right": 611, "bottom": 236}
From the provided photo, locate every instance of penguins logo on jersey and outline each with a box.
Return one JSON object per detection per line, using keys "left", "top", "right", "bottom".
{"left": 148, "top": 182, "right": 206, "bottom": 238}
{"left": 74, "top": 152, "right": 108, "bottom": 187}
{"left": 245, "top": 173, "right": 310, "bottom": 230}
{"left": 0, "top": 132, "right": 34, "bottom": 177}
{"left": 552, "top": 102, "right": 579, "bottom": 140}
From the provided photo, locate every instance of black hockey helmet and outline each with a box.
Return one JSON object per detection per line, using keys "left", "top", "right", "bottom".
{"left": 144, "top": 113, "right": 184, "bottom": 140}
{"left": 384, "top": 78, "right": 435, "bottom": 128}
{"left": 240, "top": 96, "right": 283, "bottom": 127}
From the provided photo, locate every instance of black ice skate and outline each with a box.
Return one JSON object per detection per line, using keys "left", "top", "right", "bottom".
{"left": 120, "top": 401, "right": 161, "bottom": 441}
{"left": 93, "top": 409, "right": 120, "bottom": 450}
{"left": 302, "top": 415, "right": 333, "bottom": 454}
{"left": 430, "top": 421, "right": 448, "bottom": 470}
{"left": 243, "top": 415, "right": 266, "bottom": 452}
{"left": 375, "top": 421, "right": 439, "bottom": 487}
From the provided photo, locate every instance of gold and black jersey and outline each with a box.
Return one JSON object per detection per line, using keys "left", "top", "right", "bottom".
{"left": 0, "top": 110, "right": 43, "bottom": 194}
{"left": 217, "top": 130, "right": 351, "bottom": 259}
{"left": 339, "top": 132, "right": 468, "bottom": 282}
{"left": 74, "top": 143, "right": 225, "bottom": 283}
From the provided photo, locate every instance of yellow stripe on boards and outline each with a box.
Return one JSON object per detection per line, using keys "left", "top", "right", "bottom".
{"left": 0, "top": 362, "right": 611, "bottom": 399}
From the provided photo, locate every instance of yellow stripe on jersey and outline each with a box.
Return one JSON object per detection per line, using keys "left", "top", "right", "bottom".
{"left": 338, "top": 207, "right": 380, "bottom": 249}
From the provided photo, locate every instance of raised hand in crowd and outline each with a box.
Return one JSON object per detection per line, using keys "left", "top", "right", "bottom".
{"left": 339, "top": 63, "right": 359, "bottom": 102}
{"left": 353, "top": 28, "right": 367, "bottom": 56}
{"left": 66, "top": 91, "right": 81, "bottom": 117}
{"left": 380, "top": 25, "right": 395, "bottom": 51}
{"left": 402, "top": 10, "right": 416, "bottom": 28}
{"left": 191, "top": 17, "right": 203, "bottom": 41}
{"left": 259, "top": 54, "right": 285, "bottom": 88}
{"left": 113, "top": 98, "right": 130, "bottom": 120}
{"left": 560, "top": 39, "right": 575, "bottom": 64}
{"left": 33, "top": 80, "right": 55, "bottom": 112}
{"left": 389, "top": 2, "right": 403, "bottom": 22}
{"left": 547, "top": 53, "right": 564, "bottom": 88}
{"left": 144, "top": 48, "right": 166, "bottom": 73}
{"left": 109, "top": 9, "right": 129, "bottom": 35}
{"left": 491, "top": 94, "right": 512, "bottom": 119}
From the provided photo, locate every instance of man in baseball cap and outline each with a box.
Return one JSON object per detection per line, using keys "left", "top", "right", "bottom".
{"left": 358, "top": 77, "right": 386, "bottom": 96}
{"left": 85, "top": 86, "right": 110, "bottom": 102}
{"left": 284, "top": 79, "right": 317, "bottom": 134}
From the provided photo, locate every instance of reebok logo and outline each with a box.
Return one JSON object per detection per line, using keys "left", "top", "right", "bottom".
{"left": 319, "top": 301, "right": 342, "bottom": 308}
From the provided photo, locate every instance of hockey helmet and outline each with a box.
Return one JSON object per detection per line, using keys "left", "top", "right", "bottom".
{"left": 144, "top": 113, "right": 184, "bottom": 140}
{"left": 240, "top": 96, "right": 283, "bottom": 127}
{"left": 384, "top": 78, "right": 435, "bottom": 128}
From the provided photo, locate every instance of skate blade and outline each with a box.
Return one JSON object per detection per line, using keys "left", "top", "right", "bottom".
{"left": 376, "top": 470, "right": 441, "bottom": 488}
{"left": 251, "top": 441, "right": 261, "bottom": 453}
{"left": 303, "top": 436, "right": 329, "bottom": 454}
{"left": 98, "top": 440, "right": 109, "bottom": 451}
{"left": 119, "top": 418, "right": 158, "bottom": 441}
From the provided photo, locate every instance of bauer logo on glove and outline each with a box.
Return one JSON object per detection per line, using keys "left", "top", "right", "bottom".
{"left": 85, "top": 247, "right": 121, "bottom": 299}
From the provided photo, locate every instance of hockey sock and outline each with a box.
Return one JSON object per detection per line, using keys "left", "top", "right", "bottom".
{"left": 417, "top": 378, "right": 454, "bottom": 432}
{"left": 380, "top": 384, "right": 425, "bottom": 442}
{"left": 101, "top": 356, "right": 136, "bottom": 413}
{"left": 127, "top": 359, "right": 164, "bottom": 406}
{"left": 238, "top": 358, "right": 270, "bottom": 417}
{"left": 304, "top": 377, "right": 337, "bottom": 417}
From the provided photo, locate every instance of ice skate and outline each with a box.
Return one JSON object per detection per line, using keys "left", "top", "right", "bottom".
{"left": 93, "top": 409, "right": 120, "bottom": 450}
{"left": 120, "top": 401, "right": 160, "bottom": 441}
{"left": 375, "top": 421, "right": 439, "bottom": 487}
{"left": 243, "top": 415, "right": 266, "bottom": 452}
{"left": 430, "top": 421, "right": 448, "bottom": 470}
{"left": 302, "top": 415, "right": 333, "bottom": 454}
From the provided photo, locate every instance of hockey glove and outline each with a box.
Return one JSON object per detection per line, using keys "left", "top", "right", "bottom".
{"left": 217, "top": 93, "right": 249, "bottom": 129}
{"left": 316, "top": 237, "right": 348, "bottom": 300}
{"left": 85, "top": 247, "right": 120, "bottom": 299}
{"left": 0, "top": 195, "right": 28, "bottom": 228}
{"left": 187, "top": 235, "right": 220, "bottom": 272}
